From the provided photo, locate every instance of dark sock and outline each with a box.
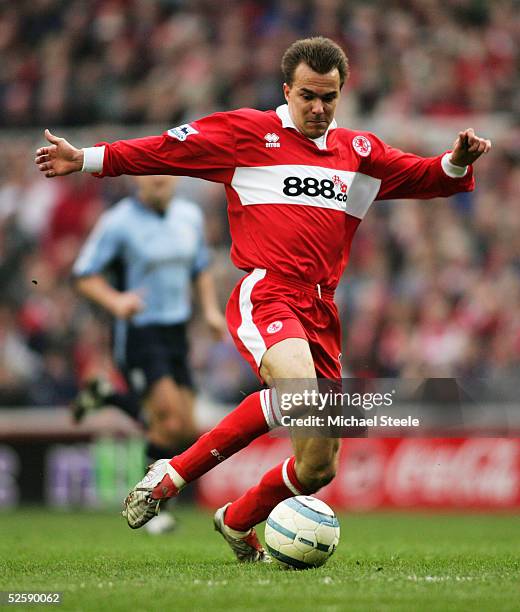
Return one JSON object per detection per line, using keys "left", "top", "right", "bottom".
{"left": 106, "top": 392, "right": 142, "bottom": 422}
{"left": 170, "top": 437, "right": 198, "bottom": 456}
{"left": 146, "top": 440, "right": 176, "bottom": 463}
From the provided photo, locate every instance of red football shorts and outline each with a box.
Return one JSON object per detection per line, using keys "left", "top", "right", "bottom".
{"left": 226, "top": 268, "right": 342, "bottom": 381}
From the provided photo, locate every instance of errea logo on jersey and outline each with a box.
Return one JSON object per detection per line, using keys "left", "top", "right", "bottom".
{"left": 265, "top": 133, "right": 280, "bottom": 148}
{"left": 168, "top": 124, "right": 199, "bottom": 141}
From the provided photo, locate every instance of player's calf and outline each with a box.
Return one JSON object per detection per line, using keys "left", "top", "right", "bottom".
{"left": 295, "top": 460, "right": 337, "bottom": 492}
{"left": 293, "top": 438, "right": 340, "bottom": 492}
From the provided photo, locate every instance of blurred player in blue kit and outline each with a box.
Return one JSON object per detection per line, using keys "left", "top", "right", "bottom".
{"left": 72, "top": 175, "right": 226, "bottom": 532}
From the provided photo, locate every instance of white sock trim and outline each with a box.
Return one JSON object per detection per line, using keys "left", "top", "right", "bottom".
{"left": 282, "top": 457, "right": 302, "bottom": 496}
{"left": 166, "top": 463, "right": 186, "bottom": 490}
{"left": 224, "top": 523, "right": 251, "bottom": 538}
{"left": 222, "top": 504, "right": 251, "bottom": 537}
{"left": 260, "top": 388, "right": 283, "bottom": 429}
{"left": 269, "top": 388, "right": 283, "bottom": 426}
{"left": 259, "top": 389, "right": 273, "bottom": 428}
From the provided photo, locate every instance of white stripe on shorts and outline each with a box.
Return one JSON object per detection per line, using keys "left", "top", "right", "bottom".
{"left": 237, "top": 268, "right": 267, "bottom": 367}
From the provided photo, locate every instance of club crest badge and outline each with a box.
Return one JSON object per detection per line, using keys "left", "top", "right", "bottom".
{"left": 352, "top": 135, "right": 371, "bottom": 157}
{"left": 267, "top": 320, "right": 283, "bottom": 334}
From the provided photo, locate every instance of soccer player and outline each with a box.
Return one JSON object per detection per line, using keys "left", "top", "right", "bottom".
{"left": 35, "top": 37, "right": 491, "bottom": 561}
{"left": 72, "top": 174, "right": 226, "bottom": 533}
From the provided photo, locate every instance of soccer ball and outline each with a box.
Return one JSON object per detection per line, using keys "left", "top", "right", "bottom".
{"left": 264, "top": 496, "right": 340, "bottom": 569}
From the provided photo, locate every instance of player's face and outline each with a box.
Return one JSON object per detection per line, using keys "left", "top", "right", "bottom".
{"left": 134, "top": 175, "right": 179, "bottom": 210}
{"left": 283, "top": 63, "right": 341, "bottom": 139}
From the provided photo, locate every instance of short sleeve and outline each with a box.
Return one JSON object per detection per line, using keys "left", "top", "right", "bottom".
{"left": 72, "top": 210, "right": 123, "bottom": 277}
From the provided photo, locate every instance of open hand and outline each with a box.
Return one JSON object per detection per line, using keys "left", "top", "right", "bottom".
{"left": 112, "top": 292, "right": 145, "bottom": 319}
{"left": 450, "top": 128, "right": 491, "bottom": 167}
{"left": 35, "top": 129, "right": 84, "bottom": 177}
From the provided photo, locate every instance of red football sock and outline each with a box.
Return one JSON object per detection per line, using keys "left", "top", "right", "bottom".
{"left": 224, "top": 456, "right": 309, "bottom": 532}
{"left": 169, "top": 389, "right": 274, "bottom": 485}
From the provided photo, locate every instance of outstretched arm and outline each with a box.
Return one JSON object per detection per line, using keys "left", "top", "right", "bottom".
{"left": 35, "top": 113, "right": 236, "bottom": 183}
{"left": 373, "top": 127, "right": 492, "bottom": 201}
{"left": 35, "top": 130, "right": 84, "bottom": 177}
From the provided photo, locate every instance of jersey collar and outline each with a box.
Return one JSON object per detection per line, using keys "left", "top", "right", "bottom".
{"left": 276, "top": 104, "right": 337, "bottom": 151}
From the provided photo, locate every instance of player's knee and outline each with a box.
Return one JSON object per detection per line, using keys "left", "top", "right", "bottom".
{"left": 149, "top": 404, "right": 183, "bottom": 440}
{"left": 162, "top": 421, "right": 182, "bottom": 441}
{"left": 149, "top": 421, "right": 180, "bottom": 448}
{"left": 261, "top": 338, "right": 316, "bottom": 382}
{"left": 149, "top": 390, "right": 181, "bottom": 417}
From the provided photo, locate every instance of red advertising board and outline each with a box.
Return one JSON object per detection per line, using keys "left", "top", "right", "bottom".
{"left": 198, "top": 436, "right": 520, "bottom": 510}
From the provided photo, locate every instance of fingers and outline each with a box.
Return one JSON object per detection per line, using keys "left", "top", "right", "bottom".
{"left": 45, "top": 128, "right": 62, "bottom": 145}
{"left": 35, "top": 154, "right": 56, "bottom": 176}
{"left": 35, "top": 148, "right": 55, "bottom": 173}
{"left": 475, "top": 140, "right": 490, "bottom": 155}
{"left": 38, "top": 163, "right": 62, "bottom": 178}
{"left": 35, "top": 153, "right": 51, "bottom": 165}
{"left": 457, "top": 128, "right": 474, "bottom": 149}
{"left": 35, "top": 148, "right": 50, "bottom": 159}
{"left": 35, "top": 160, "right": 57, "bottom": 177}
{"left": 458, "top": 128, "right": 492, "bottom": 156}
{"left": 126, "top": 293, "right": 145, "bottom": 312}
{"left": 467, "top": 137, "right": 492, "bottom": 155}
{"left": 35, "top": 132, "right": 61, "bottom": 178}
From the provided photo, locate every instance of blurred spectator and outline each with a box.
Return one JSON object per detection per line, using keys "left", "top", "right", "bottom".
{"left": 0, "top": 1, "right": 517, "bottom": 126}
{"left": 0, "top": 302, "right": 41, "bottom": 405}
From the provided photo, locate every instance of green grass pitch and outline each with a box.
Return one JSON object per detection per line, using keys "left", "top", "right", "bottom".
{"left": 1, "top": 507, "right": 519, "bottom": 611}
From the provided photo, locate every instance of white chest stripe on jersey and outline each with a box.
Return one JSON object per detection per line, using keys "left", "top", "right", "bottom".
{"left": 231, "top": 165, "right": 382, "bottom": 219}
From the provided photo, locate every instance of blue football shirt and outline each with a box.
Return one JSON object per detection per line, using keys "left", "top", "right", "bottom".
{"left": 73, "top": 195, "right": 210, "bottom": 327}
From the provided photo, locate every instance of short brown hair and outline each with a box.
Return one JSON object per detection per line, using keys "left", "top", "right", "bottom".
{"left": 281, "top": 37, "right": 349, "bottom": 88}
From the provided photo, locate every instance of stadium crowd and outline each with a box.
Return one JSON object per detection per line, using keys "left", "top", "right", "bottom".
{"left": 0, "top": 0, "right": 519, "bottom": 406}
{"left": 0, "top": 0, "right": 518, "bottom": 125}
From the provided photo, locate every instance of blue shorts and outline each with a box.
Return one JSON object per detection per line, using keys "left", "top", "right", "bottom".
{"left": 121, "top": 323, "right": 194, "bottom": 395}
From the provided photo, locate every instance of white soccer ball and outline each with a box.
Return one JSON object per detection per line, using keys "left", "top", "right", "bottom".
{"left": 264, "top": 496, "right": 340, "bottom": 569}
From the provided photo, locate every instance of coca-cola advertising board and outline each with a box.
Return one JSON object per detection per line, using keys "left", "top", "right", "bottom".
{"left": 198, "top": 436, "right": 520, "bottom": 510}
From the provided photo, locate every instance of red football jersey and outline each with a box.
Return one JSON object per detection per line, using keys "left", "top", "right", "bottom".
{"left": 91, "top": 105, "right": 474, "bottom": 290}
